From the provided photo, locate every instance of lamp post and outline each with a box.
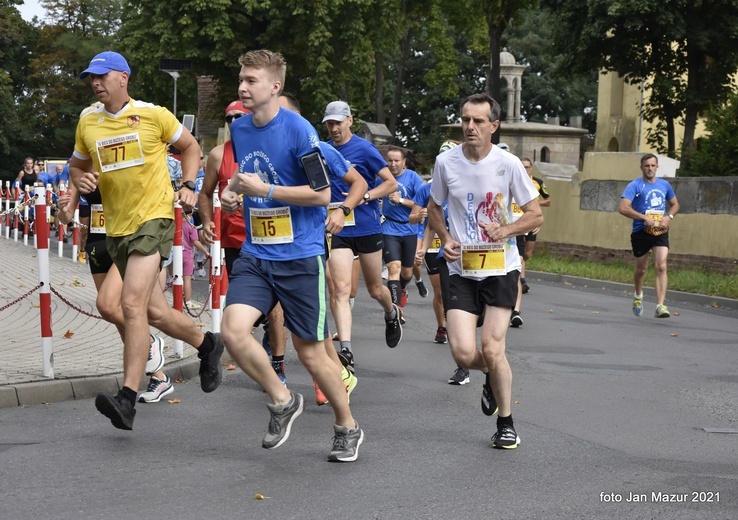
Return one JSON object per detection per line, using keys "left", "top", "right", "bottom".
{"left": 165, "top": 70, "right": 180, "bottom": 117}
{"left": 159, "top": 59, "right": 191, "bottom": 118}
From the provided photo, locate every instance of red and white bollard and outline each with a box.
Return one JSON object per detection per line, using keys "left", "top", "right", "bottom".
{"left": 23, "top": 185, "right": 31, "bottom": 246}
{"left": 172, "top": 202, "right": 184, "bottom": 358}
{"left": 34, "top": 185, "right": 54, "bottom": 378}
{"left": 3, "top": 181, "right": 11, "bottom": 238}
{"left": 13, "top": 184, "right": 20, "bottom": 242}
{"left": 209, "top": 187, "right": 223, "bottom": 332}
{"left": 57, "top": 182, "right": 65, "bottom": 257}
{"left": 72, "top": 203, "right": 80, "bottom": 261}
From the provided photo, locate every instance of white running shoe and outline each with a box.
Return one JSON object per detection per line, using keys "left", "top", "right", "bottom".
{"left": 138, "top": 375, "right": 174, "bottom": 403}
{"left": 145, "top": 335, "right": 165, "bottom": 376}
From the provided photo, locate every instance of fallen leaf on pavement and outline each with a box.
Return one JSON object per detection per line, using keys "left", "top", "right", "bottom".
{"left": 670, "top": 333, "right": 678, "bottom": 337}
{"left": 674, "top": 312, "right": 680, "bottom": 316}
{"left": 72, "top": 279, "right": 82, "bottom": 286}
{"left": 254, "top": 494, "right": 271, "bottom": 500}
{"left": 167, "top": 398, "right": 181, "bottom": 404}
{"left": 226, "top": 363, "right": 237, "bottom": 371}
{"left": 63, "top": 330, "right": 74, "bottom": 339}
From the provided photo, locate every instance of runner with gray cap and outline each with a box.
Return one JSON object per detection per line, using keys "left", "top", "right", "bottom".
{"left": 323, "top": 101, "right": 403, "bottom": 370}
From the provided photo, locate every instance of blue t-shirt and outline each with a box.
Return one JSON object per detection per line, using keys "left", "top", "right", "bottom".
{"left": 381, "top": 168, "right": 423, "bottom": 237}
{"left": 37, "top": 171, "right": 54, "bottom": 187}
{"left": 230, "top": 108, "right": 324, "bottom": 261}
{"left": 320, "top": 142, "right": 351, "bottom": 203}
{"left": 621, "top": 177, "right": 675, "bottom": 233}
{"left": 194, "top": 169, "right": 205, "bottom": 195}
{"left": 330, "top": 134, "right": 387, "bottom": 237}
{"left": 54, "top": 164, "right": 70, "bottom": 186}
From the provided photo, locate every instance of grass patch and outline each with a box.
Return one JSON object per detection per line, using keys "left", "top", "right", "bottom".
{"left": 527, "top": 252, "right": 738, "bottom": 300}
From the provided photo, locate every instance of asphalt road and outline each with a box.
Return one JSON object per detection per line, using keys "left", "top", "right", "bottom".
{"left": 1, "top": 275, "right": 737, "bottom": 520}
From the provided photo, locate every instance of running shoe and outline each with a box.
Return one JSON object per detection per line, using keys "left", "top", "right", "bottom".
{"left": 416, "top": 279, "right": 428, "bottom": 298}
{"left": 491, "top": 424, "right": 520, "bottom": 449}
{"left": 138, "top": 375, "right": 174, "bottom": 403}
{"left": 338, "top": 347, "right": 355, "bottom": 373}
{"left": 328, "top": 422, "right": 364, "bottom": 462}
{"left": 655, "top": 304, "right": 671, "bottom": 318}
{"left": 385, "top": 304, "right": 403, "bottom": 348}
{"left": 481, "top": 373, "right": 498, "bottom": 416}
{"left": 145, "top": 335, "right": 165, "bottom": 376}
{"left": 633, "top": 296, "right": 644, "bottom": 317}
{"left": 343, "top": 367, "right": 358, "bottom": 403}
{"left": 434, "top": 327, "right": 448, "bottom": 344}
{"left": 448, "top": 365, "right": 470, "bottom": 385}
{"left": 263, "top": 392, "right": 304, "bottom": 449}
{"left": 510, "top": 310, "right": 523, "bottom": 328}
{"left": 261, "top": 322, "right": 272, "bottom": 356}
{"left": 198, "top": 331, "right": 224, "bottom": 393}
{"left": 521, "top": 281, "right": 530, "bottom": 294}
{"left": 314, "top": 380, "right": 328, "bottom": 406}
{"left": 271, "top": 359, "right": 287, "bottom": 385}
{"left": 332, "top": 331, "right": 339, "bottom": 341}
{"left": 399, "top": 288, "right": 409, "bottom": 307}
{"left": 399, "top": 307, "right": 406, "bottom": 325}
{"left": 95, "top": 392, "right": 135, "bottom": 431}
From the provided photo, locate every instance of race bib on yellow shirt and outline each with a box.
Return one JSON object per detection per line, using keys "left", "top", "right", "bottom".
{"left": 328, "top": 202, "right": 355, "bottom": 226}
{"left": 95, "top": 133, "right": 145, "bottom": 173}
{"left": 249, "top": 206, "right": 294, "bottom": 244}
{"left": 461, "top": 242, "right": 506, "bottom": 276}
{"left": 90, "top": 204, "right": 105, "bottom": 234}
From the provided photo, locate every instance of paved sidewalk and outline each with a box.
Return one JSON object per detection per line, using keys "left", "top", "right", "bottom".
{"left": 0, "top": 236, "right": 210, "bottom": 407}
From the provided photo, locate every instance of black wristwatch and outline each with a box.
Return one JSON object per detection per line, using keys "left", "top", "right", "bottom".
{"left": 339, "top": 204, "right": 351, "bottom": 216}
{"left": 180, "top": 180, "right": 196, "bottom": 192}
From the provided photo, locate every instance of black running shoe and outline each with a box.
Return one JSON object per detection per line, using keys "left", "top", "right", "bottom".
{"left": 481, "top": 373, "right": 498, "bottom": 416}
{"left": 95, "top": 392, "right": 135, "bottom": 430}
{"left": 199, "top": 331, "right": 224, "bottom": 393}
{"left": 415, "top": 280, "right": 428, "bottom": 298}
{"left": 491, "top": 424, "right": 520, "bottom": 449}
{"left": 448, "top": 365, "right": 470, "bottom": 385}
{"left": 385, "top": 304, "right": 403, "bottom": 348}
{"left": 338, "top": 347, "right": 355, "bottom": 373}
{"left": 510, "top": 310, "right": 523, "bottom": 328}
{"left": 521, "top": 282, "right": 530, "bottom": 294}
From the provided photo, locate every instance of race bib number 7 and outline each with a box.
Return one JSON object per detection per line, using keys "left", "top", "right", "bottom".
{"left": 461, "top": 243, "right": 506, "bottom": 276}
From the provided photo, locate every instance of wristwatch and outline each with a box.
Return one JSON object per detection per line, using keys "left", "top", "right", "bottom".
{"left": 667, "top": 214, "right": 675, "bottom": 219}
{"left": 180, "top": 180, "right": 196, "bottom": 192}
{"left": 399, "top": 197, "right": 405, "bottom": 205}
{"left": 338, "top": 204, "right": 351, "bottom": 216}
{"left": 363, "top": 192, "right": 371, "bottom": 203}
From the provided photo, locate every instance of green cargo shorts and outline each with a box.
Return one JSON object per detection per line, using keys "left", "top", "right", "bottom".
{"left": 106, "top": 218, "right": 174, "bottom": 279}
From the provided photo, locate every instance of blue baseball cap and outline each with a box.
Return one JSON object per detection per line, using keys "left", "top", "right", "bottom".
{"left": 79, "top": 51, "right": 131, "bottom": 79}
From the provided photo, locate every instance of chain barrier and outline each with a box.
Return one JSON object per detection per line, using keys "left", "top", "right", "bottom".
{"left": 0, "top": 282, "right": 43, "bottom": 312}
{"left": 48, "top": 285, "right": 104, "bottom": 320}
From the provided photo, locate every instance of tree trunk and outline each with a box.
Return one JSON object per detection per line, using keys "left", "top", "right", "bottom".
{"left": 389, "top": 28, "right": 413, "bottom": 136}
{"left": 375, "top": 50, "right": 384, "bottom": 124}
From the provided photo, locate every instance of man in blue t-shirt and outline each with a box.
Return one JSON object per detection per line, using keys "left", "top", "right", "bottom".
{"left": 323, "top": 100, "right": 403, "bottom": 369}
{"left": 619, "top": 153, "right": 680, "bottom": 318}
{"left": 220, "top": 50, "right": 363, "bottom": 463}
{"left": 382, "top": 146, "right": 423, "bottom": 320}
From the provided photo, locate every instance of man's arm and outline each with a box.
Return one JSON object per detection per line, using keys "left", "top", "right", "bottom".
{"left": 231, "top": 172, "right": 331, "bottom": 207}
{"left": 171, "top": 128, "right": 201, "bottom": 210}
{"left": 408, "top": 203, "right": 428, "bottom": 224}
{"left": 197, "top": 144, "right": 225, "bottom": 247}
{"left": 325, "top": 166, "right": 368, "bottom": 235}
{"left": 69, "top": 156, "right": 98, "bottom": 194}
{"left": 55, "top": 183, "right": 81, "bottom": 226}
{"left": 365, "top": 166, "right": 397, "bottom": 201}
{"left": 667, "top": 196, "right": 680, "bottom": 218}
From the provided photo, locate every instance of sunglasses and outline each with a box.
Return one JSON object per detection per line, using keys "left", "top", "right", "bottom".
{"left": 226, "top": 113, "right": 246, "bottom": 123}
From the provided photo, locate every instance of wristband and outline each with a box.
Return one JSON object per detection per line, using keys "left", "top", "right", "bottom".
{"left": 267, "top": 184, "right": 275, "bottom": 200}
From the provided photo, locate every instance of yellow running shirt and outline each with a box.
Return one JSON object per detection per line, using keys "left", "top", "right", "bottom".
{"left": 73, "top": 99, "right": 181, "bottom": 237}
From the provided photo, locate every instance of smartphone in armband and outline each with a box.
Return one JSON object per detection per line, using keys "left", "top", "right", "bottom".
{"left": 301, "top": 151, "right": 331, "bottom": 191}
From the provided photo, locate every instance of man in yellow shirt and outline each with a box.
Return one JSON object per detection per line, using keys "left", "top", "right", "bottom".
{"left": 70, "top": 51, "right": 224, "bottom": 430}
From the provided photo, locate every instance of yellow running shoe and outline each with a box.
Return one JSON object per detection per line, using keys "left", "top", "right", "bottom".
{"left": 342, "top": 367, "right": 358, "bottom": 403}
{"left": 654, "top": 304, "right": 671, "bottom": 318}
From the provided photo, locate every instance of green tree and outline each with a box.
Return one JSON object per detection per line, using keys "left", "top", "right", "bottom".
{"left": 679, "top": 91, "right": 738, "bottom": 177}
{"left": 543, "top": 0, "right": 738, "bottom": 164}
{"left": 503, "top": 8, "right": 598, "bottom": 134}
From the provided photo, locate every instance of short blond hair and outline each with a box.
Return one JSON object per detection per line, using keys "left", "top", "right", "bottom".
{"left": 238, "top": 50, "right": 286, "bottom": 88}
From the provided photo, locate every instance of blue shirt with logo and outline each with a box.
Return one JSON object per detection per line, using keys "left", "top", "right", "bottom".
{"left": 621, "top": 177, "right": 675, "bottom": 233}
{"left": 381, "top": 169, "right": 423, "bottom": 237}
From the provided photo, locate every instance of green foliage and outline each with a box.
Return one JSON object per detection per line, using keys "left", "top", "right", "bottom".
{"left": 678, "top": 90, "right": 738, "bottom": 177}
